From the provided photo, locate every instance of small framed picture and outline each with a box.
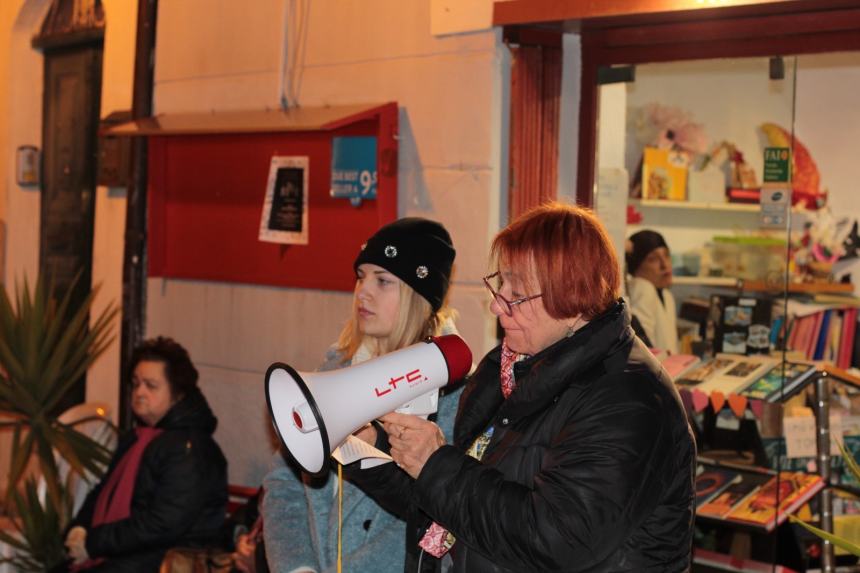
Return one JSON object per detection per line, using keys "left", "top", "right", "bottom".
{"left": 16, "top": 145, "right": 40, "bottom": 186}
{"left": 259, "top": 156, "right": 309, "bottom": 245}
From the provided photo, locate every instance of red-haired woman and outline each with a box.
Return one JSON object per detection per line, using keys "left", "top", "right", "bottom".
{"left": 351, "top": 202, "right": 696, "bottom": 572}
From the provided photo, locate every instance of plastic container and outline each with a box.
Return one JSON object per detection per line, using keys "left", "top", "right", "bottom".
{"left": 709, "top": 236, "right": 787, "bottom": 281}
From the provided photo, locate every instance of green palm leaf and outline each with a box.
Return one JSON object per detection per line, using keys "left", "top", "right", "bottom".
{"left": 0, "top": 274, "right": 118, "bottom": 568}
{"left": 2, "top": 479, "right": 69, "bottom": 571}
{"left": 838, "top": 440, "right": 860, "bottom": 483}
{"left": 789, "top": 515, "right": 860, "bottom": 556}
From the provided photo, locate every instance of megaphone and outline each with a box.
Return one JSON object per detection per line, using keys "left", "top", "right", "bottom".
{"left": 265, "top": 334, "right": 472, "bottom": 475}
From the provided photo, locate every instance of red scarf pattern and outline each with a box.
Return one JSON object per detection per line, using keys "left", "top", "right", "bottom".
{"left": 419, "top": 339, "right": 524, "bottom": 558}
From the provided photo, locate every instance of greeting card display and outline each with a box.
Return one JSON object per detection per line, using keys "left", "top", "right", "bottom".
{"left": 707, "top": 295, "right": 772, "bottom": 355}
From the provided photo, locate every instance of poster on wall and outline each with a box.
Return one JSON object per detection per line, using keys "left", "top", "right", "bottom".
{"left": 259, "top": 156, "right": 309, "bottom": 245}
{"left": 330, "top": 136, "right": 377, "bottom": 207}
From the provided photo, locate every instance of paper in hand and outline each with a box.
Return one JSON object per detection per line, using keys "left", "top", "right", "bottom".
{"left": 332, "top": 435, "right": 394, "bottom": 469}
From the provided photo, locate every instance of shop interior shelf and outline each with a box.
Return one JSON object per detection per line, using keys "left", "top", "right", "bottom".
{"left": 672, "top": 276, "right": 854, "bottom": 294}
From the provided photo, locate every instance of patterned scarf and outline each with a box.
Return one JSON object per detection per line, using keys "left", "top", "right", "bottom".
{"left": 418, "top": 339, "right": 524, "bottom": 558}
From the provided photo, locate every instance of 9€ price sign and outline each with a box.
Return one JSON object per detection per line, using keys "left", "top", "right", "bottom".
{"left": 330, "top": 136, "right": 378, "bottom": 207}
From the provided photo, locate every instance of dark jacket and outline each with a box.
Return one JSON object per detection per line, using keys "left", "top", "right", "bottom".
{"left": 352, "top": 301, "right": 696, "bottom": 572}
{"left": 71, "top": 389, "right": 228, "bottom": 572}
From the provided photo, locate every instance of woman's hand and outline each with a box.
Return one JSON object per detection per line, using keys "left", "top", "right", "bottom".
{"left": 232, "top": 533, "right": 257, "bottom": 573}
{"left": 65, "top": 526, "right": 89, "bottom": 564}
{"left": 379, "top": 412, "right": 446, "bottom": 479}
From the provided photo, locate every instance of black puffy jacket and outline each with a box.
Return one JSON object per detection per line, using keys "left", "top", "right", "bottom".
{"left": 354, "top": 300, "right": 695, "bottom": 572}
{"left": 71, "top": 389, "right": 228, "bottom": 572}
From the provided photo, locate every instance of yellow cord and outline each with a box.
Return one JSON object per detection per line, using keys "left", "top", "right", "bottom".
{"left": 337, "top": 462, "right": 343, "bottom": 573}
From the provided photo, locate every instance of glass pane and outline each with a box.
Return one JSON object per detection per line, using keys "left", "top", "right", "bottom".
{"left": 590, "top": 55, "right": 831, "bottom": 570}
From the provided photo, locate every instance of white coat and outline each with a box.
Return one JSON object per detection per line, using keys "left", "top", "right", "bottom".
{"left": 627, "top": 276, "right": 679, "bottom": 354}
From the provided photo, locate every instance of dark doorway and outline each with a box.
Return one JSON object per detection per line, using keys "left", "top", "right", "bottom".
{"left": 40, "top": 43, "right": 103, "bottom": 410}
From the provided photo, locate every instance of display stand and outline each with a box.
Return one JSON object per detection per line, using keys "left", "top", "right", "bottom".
{"left": 681, "top": 360, "right": 860, "bottom": 571}
{"left": 816, "top": 369, "right": 841, "bottom": 573}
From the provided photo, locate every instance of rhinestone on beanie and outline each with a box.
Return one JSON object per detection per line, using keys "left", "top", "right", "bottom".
{"left": 384, "top": 245, "right": 398, "bottom": 258}
{"left": 416, "top": 266, "right": 429, "bottom": 279}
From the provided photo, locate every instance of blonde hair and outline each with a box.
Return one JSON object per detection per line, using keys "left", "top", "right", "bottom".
{"left": 336, "top": 280, "right": 455, "bottom": 361}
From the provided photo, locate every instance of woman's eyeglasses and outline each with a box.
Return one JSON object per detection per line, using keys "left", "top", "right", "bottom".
{"left": 482, "top": 272, "right": 542, "bottom": 316}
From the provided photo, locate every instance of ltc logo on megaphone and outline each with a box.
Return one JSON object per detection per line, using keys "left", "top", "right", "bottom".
{"left": 265, "top": 335, "right": 472, "bottom": 475}
{"left": 373, "top": 367, "right": 427, "bottom": 397}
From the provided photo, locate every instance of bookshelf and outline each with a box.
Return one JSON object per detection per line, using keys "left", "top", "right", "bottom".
{"left": 631, "top": 198, "right": 763, "bottom": 213}
{"left": 630, "top": 198, "right": 810, "bottom": 215}
{"left": 672, "top": 358, "right": 847, "bottom": 571}
{"left": 674, "top": 276, "right": 739, "bottom": 287}
{"left": 740, "top": 280, "right": 854, "bottom": 295}
{"left": 672, "top": 276, "right": 853, "bottom": 295}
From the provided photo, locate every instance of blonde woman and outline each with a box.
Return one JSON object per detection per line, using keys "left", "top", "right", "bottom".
{"left": 262, "top": 218, "right": 461, "bottom": 573}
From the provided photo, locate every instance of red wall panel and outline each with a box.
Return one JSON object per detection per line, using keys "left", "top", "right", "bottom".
{"left": 147, "top": 110, "right": 398, "bottom": 292}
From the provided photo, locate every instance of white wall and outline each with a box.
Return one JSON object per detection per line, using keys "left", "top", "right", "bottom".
{"left": 147, "top": 0, "right": 503, "bottom": 486}
{"left": 86, "top": 0, "right": 139, "bottom": 429}
{"left": 0, "top": 0, "right": 138, "bottom": 490}
{"left": 558, "top": 32, "right": 581, "bottom": 205}
{"left": 5, "top": 0, "right": 50, "bottom": 287}
{"left": 795, "top": 53, "right": 860, "bottom": 224}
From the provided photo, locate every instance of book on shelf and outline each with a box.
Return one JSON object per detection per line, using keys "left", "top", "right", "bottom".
{"left": 839, "top": 307, "right": 858, "bottom": 369}
{"left": 697, "top": 471, "right": 772, "bottom": 519}
{"left": 641, "top": 147, "right": 687, "bottom": 201}
{"left": 676, "top": 356, "right": 737, "bottom": 387}
{"left": 661, "top": 354, "right": 702, "bottom": 380}
{"left": 697, "top": 357, "right": 777, "bottom": 396}
{"left": 726, "top": 187, "right": 761, "bottom": 204}
{"left": 723, "top": 471, "right": 825, "bottom": 531}
{"left": 739, "top": 361, "right": 817, "bottom": 402}
{"left": 786, "top": 307, "right": 859, "bottom": 369}
{"left": 813, "top": 309, "right": 832, "bottom": 361}
{"left": 695, "top": 467, "right": 742, "bottom": 508}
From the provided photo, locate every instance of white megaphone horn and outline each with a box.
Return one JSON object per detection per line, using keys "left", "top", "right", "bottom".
{"left": 265, "top": 334, "right": 472, "bottom": 475}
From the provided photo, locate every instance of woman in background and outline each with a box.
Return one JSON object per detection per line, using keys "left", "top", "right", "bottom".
{"left": 262, "top": 217, "right": 463, "bottom": 573}
{"left": 63, "top": 337, "right": 228, "bottom": 572}
{"left": 626, "top": 229, "right": 679, "bottom": 353}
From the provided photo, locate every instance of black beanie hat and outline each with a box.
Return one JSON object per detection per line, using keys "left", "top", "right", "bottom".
{"left": 625, "top": 230, "right": 669, "bottom": 275}
{"left": 354, "top": 217, "right": 456, "bottom": 311}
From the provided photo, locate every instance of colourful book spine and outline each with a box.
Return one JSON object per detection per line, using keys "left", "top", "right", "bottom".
{"left": 813, "top": 310, "right": 832, "bottom": 361}
{"left": 839, "top": 308, "right": 857, "bottom": 369}
{"left": 794, "top": 314, "right": 813, "bottom": 358}
{"left": 807, "top": 312, "right": 824, "bottom": 360}
{"left": 786, "top": 314, "right": 801, "bottom": 352}
{"left": 829, "top": 312, "right": 842, "bottom": 363}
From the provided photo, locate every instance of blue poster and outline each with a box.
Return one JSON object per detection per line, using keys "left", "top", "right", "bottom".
{"left": 330, "top": 136, "right": 377, "bottom": 206}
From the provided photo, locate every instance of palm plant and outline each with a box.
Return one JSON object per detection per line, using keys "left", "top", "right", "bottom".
{"left": 0, "top": 275, "right": 118, "bottom": 570}
{"left": 0, "top": 478, "right": 67, "bottom": 571}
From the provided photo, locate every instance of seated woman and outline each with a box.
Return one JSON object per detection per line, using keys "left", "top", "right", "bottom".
{"left": 350, "top": 203, "right": 695, "bottom": 571}
{"left": 626, "top": 229, "right": 679, "bottom": 353}
{"left": 62, "top": 337, "right": 228, "bottom": 573}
